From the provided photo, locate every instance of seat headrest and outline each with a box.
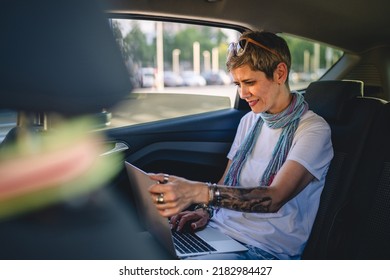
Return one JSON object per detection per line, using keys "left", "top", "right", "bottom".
{"left": 305, "top": 80, "right": 363, "bottom": 122}
{"left": 0, "top": 0, "right": 132, "bottom": 116}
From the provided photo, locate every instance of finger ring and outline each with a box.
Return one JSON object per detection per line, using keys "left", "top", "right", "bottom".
{"left": 160, "top": 174, "right": 169, "bottom": 184}
{"left": 156, "top": 193, "right": 165, "bottom": 204}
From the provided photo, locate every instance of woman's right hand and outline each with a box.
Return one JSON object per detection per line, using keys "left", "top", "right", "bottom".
{"left": 148, "top": 173, "right": 209, "bottom": 217}
{"left": 170, "top": 209, "right": 210, "bottom": 232}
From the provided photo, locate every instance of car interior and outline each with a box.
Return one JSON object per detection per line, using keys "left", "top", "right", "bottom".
{"left": 1, "top": 0, "right": 390, "bottom": 260}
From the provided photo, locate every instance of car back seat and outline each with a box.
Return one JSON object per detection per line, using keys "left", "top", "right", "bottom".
{"left": 334, "top": 102, "right": 390, "bottom": 259}
{"left": 301, "top": 80, "right": 386, "bottom": 259}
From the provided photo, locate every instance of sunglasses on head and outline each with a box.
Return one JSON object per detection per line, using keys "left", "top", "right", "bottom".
{"left": 228, "top": 37, "right": 282, "bottom": 60}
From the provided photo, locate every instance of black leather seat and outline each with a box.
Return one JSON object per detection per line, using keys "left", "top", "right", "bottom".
{"left": 302, "top": 80, "right": 386, "bottom": 259}
{"left": 0, "top": 0, "right": 171, "bottom": 260}
{"left": 0, "top": 0, "right": 131, "bottom": 116}
{"left": 334, "top": 102, "right": 390, "bottom": 259}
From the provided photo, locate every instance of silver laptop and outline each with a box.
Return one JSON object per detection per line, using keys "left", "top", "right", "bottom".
{"left": 125, "top": 161, "right": 248, "bottom": 259}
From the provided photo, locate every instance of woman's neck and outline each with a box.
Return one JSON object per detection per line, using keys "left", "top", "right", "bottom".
{"left": 266, "top": 88, "right": 292, "bottom": 114}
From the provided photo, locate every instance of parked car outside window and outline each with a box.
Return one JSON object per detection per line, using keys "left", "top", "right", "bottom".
{"left": 138, "top": 67, "right": 156, "bottom": 88}
{"left": 201, "top": 70, "right": 232, "bottom": 85}
{"left": 181, "top": 71, "right": 206, "bottom": 87}
{"left": 163, "top": 71, "right": 184, "bottom": 87}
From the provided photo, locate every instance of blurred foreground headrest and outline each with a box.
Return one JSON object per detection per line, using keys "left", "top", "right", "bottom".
{"left": 0, "top": 0, "right": 132, "bottom": 116}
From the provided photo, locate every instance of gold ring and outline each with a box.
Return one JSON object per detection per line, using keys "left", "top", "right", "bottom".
{"left": 156, "top": 193, "right": 165, "bottom": 204}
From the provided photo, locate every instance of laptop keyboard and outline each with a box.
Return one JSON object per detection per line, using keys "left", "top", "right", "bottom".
{"left": 172, "top": 230, "right": 217, "bottom": 254}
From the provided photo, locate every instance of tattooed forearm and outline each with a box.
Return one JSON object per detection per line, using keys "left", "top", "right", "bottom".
{"left": 217, "top": 186, "right": 273, "bottom": 213}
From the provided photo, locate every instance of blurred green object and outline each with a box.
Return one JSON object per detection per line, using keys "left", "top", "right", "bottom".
{"left": 0, "top": 118, "right": 123, "bottom": 220}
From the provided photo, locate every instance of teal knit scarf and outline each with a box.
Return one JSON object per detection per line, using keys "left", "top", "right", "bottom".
{"left": 224, "top": 91, "right": 308, "bottom": 186}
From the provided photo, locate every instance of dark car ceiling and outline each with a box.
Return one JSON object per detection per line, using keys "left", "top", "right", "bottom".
{"left": 105, "top": 0, "right": 389, "bottom": 54}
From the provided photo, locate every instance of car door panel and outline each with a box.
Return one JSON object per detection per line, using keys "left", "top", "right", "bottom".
{"left": 106, "top": 108, "right": 246, "bottom": 183}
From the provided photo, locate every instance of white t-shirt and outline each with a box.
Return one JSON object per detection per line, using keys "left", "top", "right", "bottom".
{"left": 209, "top": 110, "right": 333, "bottom": 260}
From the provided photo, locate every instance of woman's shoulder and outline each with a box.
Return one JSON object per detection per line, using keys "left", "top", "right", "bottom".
{"left": 301, "top": 110, "right": 329, "bottom": 125}
{"left": 239, "top": 111, "right": 260, "bottom": 126}
{"left": 298, "top": 110, "right": 332, "bottom": 134}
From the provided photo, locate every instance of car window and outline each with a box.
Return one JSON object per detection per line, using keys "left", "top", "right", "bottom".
{"left": 106, "top": 18, "right": 343, "bottom": 129}
{"left": 108, "top": 19, "right": 238, "bottom": 128}
{"left": 0, "top": 19, "right": 343, "bottom": 140}
{"left": 281, "top": 34, "right": 343, "bottom": 89}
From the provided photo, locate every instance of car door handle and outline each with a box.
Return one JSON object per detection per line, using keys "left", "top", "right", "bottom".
{"left": 100, "top": 141, "right": 129, "bottom": 156}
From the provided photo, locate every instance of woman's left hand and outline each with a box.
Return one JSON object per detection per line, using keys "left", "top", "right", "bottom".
{"left": 148, "top": 173, "right": 208, "bottom": 217}
{"left": 170, "top": 210, "right": 210, "bottom": 232}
